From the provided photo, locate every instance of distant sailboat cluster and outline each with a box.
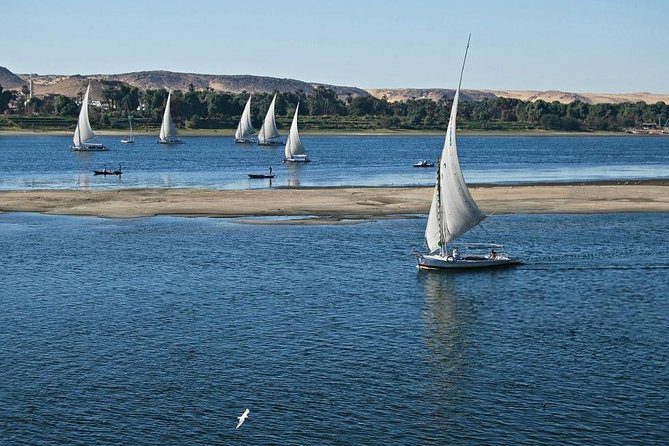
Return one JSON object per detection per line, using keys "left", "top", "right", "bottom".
{"left": 71, "top": 84, "right": 181, "bottom": 150}
{"left": 234, "top": 94, "right": 310, "bottom": 162}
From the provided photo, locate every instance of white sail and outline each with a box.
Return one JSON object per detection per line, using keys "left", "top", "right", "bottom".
{"left": 159, "top": 91, "right": 177, "bottom": 142}
{"left": 424, "top": 169, "right": 444, "bottom": 252}
{"left": 284, "top": 102, "right": 305, "bottom": 159}
{"left": 258, "top": 94, "right": 279, "bottom": 143}
{"left": 425, "top": 36, "right": 485, "bottom": 251}
{"left": 235, "top": 96, "right": 255, "bottom": 140}
{"left": 73, "top": 84, "right": 96, "bottom": 147}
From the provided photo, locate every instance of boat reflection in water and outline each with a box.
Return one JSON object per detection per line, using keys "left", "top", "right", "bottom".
{"left": 284, "top": 162, "right": 302, "bottom": 187}
{"left": 419, "top": 273, "right": 474, "bottom": 416}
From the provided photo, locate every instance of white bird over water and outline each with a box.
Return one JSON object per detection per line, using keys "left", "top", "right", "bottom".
{"left": 236, "top": 408, "right": 250, "bottom": 429}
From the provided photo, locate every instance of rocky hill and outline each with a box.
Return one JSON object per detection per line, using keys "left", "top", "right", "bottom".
{"left": 366, "top": 88, "right": 497, "bottom": 102}
{"left": 2, "top": 66, "right": 668, "bottom": 105}
{"left": 6, "top": 68, "right": 368, "bottom": 101}
{"left": 0, "top": 66, "right": 26, "bottom": 90}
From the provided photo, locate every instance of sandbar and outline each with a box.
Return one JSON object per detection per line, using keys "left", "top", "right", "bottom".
{"left": 0, "top": 184, "right": 667, "bottom": 221}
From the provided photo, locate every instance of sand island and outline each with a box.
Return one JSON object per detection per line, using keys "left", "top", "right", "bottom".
{"left": 0, "top": 183, "right": 666, "bottom": 221}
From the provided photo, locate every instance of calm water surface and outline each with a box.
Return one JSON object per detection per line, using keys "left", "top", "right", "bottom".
{"left": 0, "top": 212, "right": 667, "bottom": 445}
{"left": 0, "top": 135, "right": 667, "bottom": 190}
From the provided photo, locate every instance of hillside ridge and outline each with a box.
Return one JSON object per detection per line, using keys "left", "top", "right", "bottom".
{"left": 2, "top": 67, "right": 668, "bottom": 105}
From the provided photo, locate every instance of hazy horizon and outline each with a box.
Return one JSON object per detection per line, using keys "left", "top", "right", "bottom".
{"left": 3, "top": 0, "right": 667, "bottom": 93}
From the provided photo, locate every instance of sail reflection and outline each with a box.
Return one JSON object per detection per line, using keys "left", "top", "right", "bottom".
{"left": 419, "top": 273, "right": 473, "bottom": 406}
{"left": 284, "top": 162, "right": 302, "bottom": 187}
{"left": 77, "top": 174, "right": 90, "bottom": 188}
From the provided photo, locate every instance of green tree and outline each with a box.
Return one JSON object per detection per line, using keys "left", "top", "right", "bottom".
{"left": 0, "top": 84, "right": 14, "bottom": 113}
{"left": 52, "top": 95, "right": 78, "bottom": 116}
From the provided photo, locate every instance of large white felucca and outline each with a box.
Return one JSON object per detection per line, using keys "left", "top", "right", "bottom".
{"left": 71, "top": 83, "right": 107, "bottom": 151}
{"left": 257, "top": 94, "right": 281, "bottom": 146}
{"left": 283, "top": 102, "right": 310, "bottom": 163}
{"left": 235, "top": 95, "right": 256, "bottom": 143}
{"left": 157, "top": 91, "right": 183, "bottom": 144}
{"left": 416, "top": 36, "right": 521, "bottom": 270}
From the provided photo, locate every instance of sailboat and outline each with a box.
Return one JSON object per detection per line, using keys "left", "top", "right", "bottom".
{"left": 71, "top": 83, "right": 107, "bottom": 151}
{"left": 416, "top": 36, "right": 521, "bottom": 270}
{"left": 121, "top": 116, "right": 134, "bottom": 143}
{"left": 235, "top": 95, "right": 256, "bottom": 143}
{"left": 157, "top": 91, "right": 182, "bottom": 144}
{"left": 283, "top": 102, "right": 310, "bottom": 162}
{"left": 257, "top": 94, "right": 281, "bottom": 146}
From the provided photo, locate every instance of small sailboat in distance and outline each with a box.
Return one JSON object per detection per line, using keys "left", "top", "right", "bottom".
{"left": 157, "top": 91, "right": 183, "bottom": 144}
{"left": 257, "top": 94, "right": 281, "bottom": 146}
{"left": 415, "top": 35, "right": 521, "bottom": 270}
{"left": 283, "top": 102, "right": 310, "bottom": 163}
{"left": 121, "top": 116, "right": 134, "bottom": 143}
{"left": 235, "top": 95, "right": 256, "bottom": 143}
{"left": 71, "top": 83, "right": 107, "bottom": 151}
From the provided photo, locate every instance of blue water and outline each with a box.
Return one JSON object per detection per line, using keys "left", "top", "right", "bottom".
{"left": 0, "top": 135, "right": 667, "bottom": 190}
{"left": 0, "top": 212, "right": 667, "bottom": 445}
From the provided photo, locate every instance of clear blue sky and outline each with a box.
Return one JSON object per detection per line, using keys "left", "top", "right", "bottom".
{"left": 2, "top": 0, "right": 667, "bottom": 93}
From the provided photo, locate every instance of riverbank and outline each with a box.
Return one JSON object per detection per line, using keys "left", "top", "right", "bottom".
{"left": 0, "top": 128, "right": 647, "bottom": 137}
{"left": 1, "top": 184, "right": 667, "bottom": 220}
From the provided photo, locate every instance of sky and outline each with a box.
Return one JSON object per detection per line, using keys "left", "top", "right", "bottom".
{"left": 2, "top": 0, "right": 667, "bottom": 93}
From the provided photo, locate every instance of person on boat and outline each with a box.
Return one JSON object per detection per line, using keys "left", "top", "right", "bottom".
{"left": 452, "top": 247, "right": 461, "bottom": 259}
{"left": 269, "top": 165, "right": 273, "bottom": 175}
{"left": 488, "top": 249, "right": 497, "bottom": 259}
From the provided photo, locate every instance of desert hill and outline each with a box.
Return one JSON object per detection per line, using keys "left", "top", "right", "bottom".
{"left": 2, "top": 66, "right": 668, "bottom": 105}
{"left": 0, "top": 66, "right": 26, "bottom": 90}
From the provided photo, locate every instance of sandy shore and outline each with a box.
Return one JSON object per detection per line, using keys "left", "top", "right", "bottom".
{"left": 0, "top": 184, "right": 667, "bottom": 220}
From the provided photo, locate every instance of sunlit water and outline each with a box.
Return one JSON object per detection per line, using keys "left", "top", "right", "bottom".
{"left": 0, "top": 212, "right": 667, "bottom": 445}
{"left": 0, "top": 135, "right": 667, "bottom": 190}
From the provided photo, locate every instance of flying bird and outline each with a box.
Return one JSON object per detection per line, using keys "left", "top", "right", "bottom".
{"left": 236, "top": 408, "right": 250, "bottom": 429}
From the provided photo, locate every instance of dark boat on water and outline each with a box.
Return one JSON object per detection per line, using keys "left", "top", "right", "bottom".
{"left": 94, "top": 165, "right": 123, "bottom": 176}
{"left": 248, "top": 166, "right": 274, "bottom": 179}
{"left": 248, "top": 174, "right": 275, "bottom": 179}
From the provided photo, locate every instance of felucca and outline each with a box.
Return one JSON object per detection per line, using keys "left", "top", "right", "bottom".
{"left": 283, "top": 102, "right": 310, "bottom": 162}
{"left": 416, "top": 36, "right": 521, "bottom": 270}
{"left": 71, "top": 83, "right": 107, "bottom": 151}
{"left": 157, "top": 91, "right": 182, "bottom": 144}
{"left": 235, "top": 95, "right": 256, "bottom": 143}
{"left": 257, "top": 94, "right": 281, "bottom": 146}
{"left": 121, "top": 116, "right": 134, "bottom": 143}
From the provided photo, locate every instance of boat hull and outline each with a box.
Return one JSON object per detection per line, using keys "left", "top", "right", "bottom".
{"left": 258, "top": 140, "right": 282, "bottom": 146}
{"left": 157, "top": 138, "right": 183, "bottom": 144}
{"left": 72, "top": 143, "right": 108, "bottom": 152}
{"left": 413, "top": 160, "right": 434, "bottom": 167}
{"left": 284, "top": 156, "right": 310, "bottom": 163}
{"left": 416, "top": 253, "right": 522, "bottom": 270}
{"left": 248, "top": 174, "right": 275, "bottom": 179}
{"left": 235, "top": 138, "right": 257, "bottom": 144}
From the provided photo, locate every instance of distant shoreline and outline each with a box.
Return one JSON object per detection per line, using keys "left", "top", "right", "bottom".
{"left": 0, "top": 128, "right": 653, "bottom": 137}
{"left": 1, "top": 184, "right": 667, "bottom": 221}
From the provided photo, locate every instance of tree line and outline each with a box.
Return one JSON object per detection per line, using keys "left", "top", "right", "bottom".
{"left": 2, "top": 81, "right": 668, "bottom": 132}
